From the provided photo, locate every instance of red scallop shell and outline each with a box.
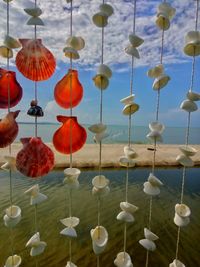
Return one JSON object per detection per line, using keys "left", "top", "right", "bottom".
{"left": 16, "top": 39, "right": 56, "bottom": 81}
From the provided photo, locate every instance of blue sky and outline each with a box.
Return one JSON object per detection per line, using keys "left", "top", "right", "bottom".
{"left": 0, "top": 0, "right": 200, "bottom": 127}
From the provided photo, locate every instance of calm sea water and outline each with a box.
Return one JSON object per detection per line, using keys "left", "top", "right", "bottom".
{"left": 0, "top": 168, "right": 199, "bottom": 267}
{"left": 17, "top": 123, "right": 200, "bottom": 144}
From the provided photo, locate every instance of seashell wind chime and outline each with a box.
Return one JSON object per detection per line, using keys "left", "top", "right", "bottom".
{"left": 170, "top": 1, "right": 200, "bottom": 267}
{"left": 88, "top": 1, "right": 114, "bottom": 265}
{"left": 52, "top": 1, "right": 86, "bottom": 266}
{"left": 139, "top": 1, "right": 176, "bottom": 266}
{"left": 0, "top": 1, "right": 23, "bottom": 266}
{"left": 114, "top": 1, "right": 142, "bottom": 267}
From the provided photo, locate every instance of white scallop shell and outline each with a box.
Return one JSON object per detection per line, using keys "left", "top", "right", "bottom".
{"left": 184, "top": 31, "right": 200, "bottom": 57}
{"left": 24, "top": 184, "right": 39, "bottom": 197}
{"left": 179, "top": 145, "right": 197, "bottom": 157}
{"left": 180, "top": 100, "right": 198, "bottom": 112}
{"left": 187, "top": 90, "right": 200, "bottom": 101}
{"left": 144, "top": 228, "right": 159, "bottom": 241}
{"left": 124, "top": 146, "right": 138, "bottom": 159}
{"left": 88, "top": 123, "right": 107, "bottom": 134}
{"left": 119, "top": 156, "right": 136, "bottom": 167}
{"left": 125, "top": 45, "right": 140, "bottom": 58}
{"left": 90, "top": 226, "right": 108, "bottom": 250}
{"left": 175, "top": 204, "right": 191, "bottom": 218}
{"left": 139, "top": 239, "right": 156, "bottom": 251}
{"left": 66, "top": 36, "right": 85, "bottom": 51}
{"left": 120, "top": 202, "right": 138, "bottom": 214}
{"left": 24, "top": 7, "right": 42, "bottom": 17}
{"left": 30, "top": 193, "right": 47, "bottom": 205}
{"left": 6, "top": 205, "right": 21, "bottom": 219}
{"left": 148, "top": 173, "right": 163, "bottom": 187}
{"left": 114, "top": 251, "right": 133, "bottom": 267}
{"left": 0, "top": 45, "right": 13, "bottom": 58}
{"left": 122, "top": 103, "right": 139, "bottom": 116}
{"left": 60, "top": 227, "right": 77, "bottom": 238}
{"left": 64, "top": 168, "right": 81, "bottom": 180}
{"left": 147, "top": 64, "right": 164, "bottom": 78}
{"left": 149, "top": 121, "right": 165, "bottom": 133}
{"left": 146, "top": 131, "right": 163, "bottom": 143}
{"left": 94, "top": 131, "right": 109, "bottom": 143}
{"left": 1, "top": 156, "right": 16, "bottom": 171}
{"left": 156, "top": 14, "right": 170, "bottom": 31}
{"left": 129, "top": 34, "right": 144, "bottom": 47}
{"left": 4, "top": 35, "right": 21, "bottom": 49}
{"left": 120, "top": 94, "right": 135, "bottom": 105}
{"left": 176, "top": 154, "right": 194, "bottom": 167}
{"left": 63, "top": 47, "right": 80, "bottom": 60}
{"left": 27, "top": 17, "right": 44, "bottom": 26}
{"left": 153, "top": 74, "right": 170, "bottom": 90}
{"left": 92, "top": 186, "right": 110, "bottom": 197}
{"left": 60, "top": 217, "right": 80, "bottom": 228}
{"left": 4, "top": 214, "right": 21, "bottom": 228}
{"left": 169, "top": 259, "right": 186, "bottom": 267}
{"left": 92, "top": 12, "right": 108, "bottom": 28}
{"left": 30, "top": 241, "right": 47, "bottom": 257}
{"left": 92, "top": 175, "right": 109, "bottom": 189}
{"left": 4, "top": 255, "right": 22, "bottom": 267}
{"left": 97, "top": 64, "right": 112, "bottom": 78}
{"left": 143, "top": 182, "right": 160, "bottom": 196}
{"left": 116, "top": 211, "right": 134, "bottom": 223}
{"left": 93, "top": 74, "right": 109, "bottom": 90}
{"left": 26, "top": 232, "right": 40, "bottom": 247}
{"left": 174, "top": 213, "right": 190, "bottom": 227}
{"left": 99, "top": 3, "right": 114, "bottom": 17}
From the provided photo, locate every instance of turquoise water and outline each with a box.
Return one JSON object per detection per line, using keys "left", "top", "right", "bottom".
{"left": 17, "top": 123, "right": 200, "bottom": 144}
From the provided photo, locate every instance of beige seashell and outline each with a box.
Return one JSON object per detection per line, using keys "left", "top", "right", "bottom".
{"left": 4, "top": 255, "right": 22, "bottom": 267}
{"left": 175, "top": 204, "right": 191, "bottom": 218}
{"left": 66, "top": 261, "right": 77, "bottom": 267}
{"left": 129, "top": 34, "right": 144, "bottom": 47}
{"left": 120, "top": 94, "right": 135, "bottom": 105}
{"left": 88, "top": 123, "right": 107, "bottom": 134}
{"left": 30, "top": 241, "right": 47, "bottom": 257}
{"left": 147, "top": 64, "right": 164, "bottom": 78}
{"left": 6, "top": 205, "right": 21, "bottom": 219}
{"left": 157, "top": 2, "right": 176, "bottom": 19}
{"left": 174, "top": 213, "right": 190, "bottom": 227}
{"left": 169, "top": 259, "right": 186, "bottom": 267}
{"left": 120, "top": 202, "right": 138, "bottom": 214}
{"left": 114, "top": 251, "right": 133, "bottom": 267}
{"left": 184, "top": 31, "right": 200, "bottom": 57}
{"left": 156, "top": 14, "right": 170, "bottom": 31}
{"left": 63, "top": 47, "right": 80, "bottom": 60}
{"left": 0, "top": 45, "right": 13, "bottom": 58}
{"left": 93, "top": 74, "right": 109, "bottom": 90}
{"left": 143, "top": 181, "right": 160, "bottom": 196}
{"left": 30, "top": 192, "right": 47, "bottom": 205}
{"left": 176, "top": 154, "right": 194, "bottom": 167}
{"left": 63, "top": 177, "right": 80, "bottom": 189}
{"left": 64, "top": 168, "right": 81, "bottom": 180}
{"left": 179, "top": 145, "right": 197, "bottom": 157}
{"left": 187, "top": 90, "right": 200, "bottom": 101}
{"left": 125, "top": 45, "right": 140, "bottom": 58}
{"left": 99, "top": 3, "right": 114, "bottom": 17}
{"left": 124, "top": 146, "right": 138, "bottom": 159}
{"left": 122, "top": 103, "right": 139, "bottom": 116}
{"left": 4, "top": 214, "right": 21, "bottom": 228}
{"left": 4, "top": 35, "right": 21, "bottom": 49}
{"left": 119, "top": 156, "right": 136, "bottom": 167}
{"left": 148, "top": 173, "right": 163, "bottom": 187}
{"left": 156, "top": 2, "right": 176, "bottom": 31}
{"left": 60, "top": 227, "right": 77, "bottom": 238}
{"left": 66, "top": 36, "right": 85, "bottom": 51}
{"left": 92, "top": 175, "right": 109, "bottom": 189}
{"left": 1, "top": 156, "right": 16, "bottom": 171}
{"left": 180, "top": 99, "right": 198, "bottom": 112}
{"left": 92, "top": 12, "right": 108, "bottom": 28}
{"left": 144, "top": 228, "right": 159, "bottom": 241}
{"left": 117, "top": 211, "right": 134, "bottom": 223}
{"left": 24, "top": 7, "right": 42, "bottom": 17}
{"left": 149, "top": 121, "right": 165, "bottom": 133}
{"left": 92, "top": 186, "right": 110, "bottom": 197}
{"left": 97, "top": 64, "right": 112, "bottom": 78}
{"left": 90, "top": 226, "right": 108, "bottom": 254}
{"left": 27, "top": 17, "right": 44, "bottom": 26}
{"left": 153, "top": 74, "right": 170, "bottom": 90}
{"left": 60, "top": 217, "right": 80, "bottom": 228}
{"left": 146, "top": 131, "right": 163, "bottom": 143}
{"left": 26, "top": 232, "right": 40, "bottom": 247}
{"left": 25, "top": 184, "right": 39, "bottom": 197}
{"left": 139, "top": 239, "right": 156, "bottom": 251}
{"left": 94, "top": 131, "right": 109, "bottom": 143}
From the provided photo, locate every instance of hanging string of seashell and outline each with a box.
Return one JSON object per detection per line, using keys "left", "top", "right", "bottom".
{"left": 170, "top": 1, "right": 200, "bottom": 267}
{"left": 114, "top": 1, "right": 141, "bottom": 267}
{"left": 0, "top": 1, "right": 23, "bottom": 266}
{"left": 52, "top": 1, "right": 86, "bottom": 266}
{"left": 139, "top": 1, "right": 176, "bottom": 267}
{"left": 89, "top": 1, "right": 113, "bottom": 266}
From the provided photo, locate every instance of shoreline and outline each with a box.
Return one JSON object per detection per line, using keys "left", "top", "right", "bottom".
{"left": 0, "top": 143, "right": 200, "bottom": 168}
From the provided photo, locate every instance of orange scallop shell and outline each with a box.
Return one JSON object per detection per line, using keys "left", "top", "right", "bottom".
{"left": 16, "top": 39, "right": 56, "bottom": 81}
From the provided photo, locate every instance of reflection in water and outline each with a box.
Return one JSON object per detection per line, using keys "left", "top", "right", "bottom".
{"left": 0, "top": 168, "right": 199, "bottom": 267}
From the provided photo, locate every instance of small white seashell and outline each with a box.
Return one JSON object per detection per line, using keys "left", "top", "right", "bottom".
{"left": 129, "top": 34, "right": 144, "bottom": 47}
{"left": 187, "top": 90, "right": 200, "bottom": 101}
{"left": 143, "top": 182, "right": 160, "bottom": 196}
{"left": 6, "top": 205, "right": 21, "bottom": 219}
{"left": 175, "top": 204, "right": 191, "bottom": 218}
{"left": 180, "top": 99, "right": 198, "bottom": 112}
{"left": 63, "top": 178, "right": 80, "bottom": 189}
{"left": 92, "top": 12, "right": 108, "bottom": 28}
{"left": 1, "top": 156, "right": 16, "bottom": 171}
{"left": 125, "top": 45, "right": 140, "bottom": 58}
{"left": 120, "top": 94, "right": 135, "bottom": 105}
{"left": 60, "top": 227, "right": 77, "bottom": 238}
{"left": 4, "top": 35, "right": 21, "bottom": 49}
{"left": 116, "top": 211, "right": 134, "bottom": 223}
{"left": 24, "top": 7, "right": 42, "bottom": 17}
{"left": 144, "top": 228, "right": 159, "bottom": 241}
{"left": 148, "top": 173, "right": 163, "bottom": 187}
{"left": 147, "top": 64, "right": 164, "bottom": 78}
{"left": 153, "top": 74, "right": 170, "bottom": 90}
{"left": 156, "top": 3, "right": 176, "bottom": 31}
{"left": 92, "top": 241, "right": 107, "bottom": 255}
{"left": 146, "top": 131, "right": 163, "bottom": 143}
{"left": 184, "top": 31, "right": 200, "bottom": 57}
{"left": 24, "top": 184, "right": 39, "bottom": 197}
{"left": 92, "top": 175, "right": 109, "bottom": 189}
{"left": 88, "top": 123, "right": 107, "bottom": 134}
{"left": 30, "top": 241, "right": 47, "bottom": 257}
{"left": 99, "top": 3, "right": 114, "bottom": 17}
{"left": 94, "top": 131, "right": 109, "bottom": 143}
{"left": 122, "top": 103, "right": 139, "bottom": 116}
{"left": 93, "top": 74, "right": 109, "bottom": 90}
{"left": 66, "top": 36, "right": 85, "bottom": 51}
{"left": 4, "top": 214, "right": 21, "bottom": 228}
{"left": 97, "top": 64, "right": 112, "bottom": 79}
{"left": 174, "top": 213, "right": 190, "bottom": 227}
{"left": 90, "top": 226, "right": 108, "bottom": 254}
{"left": 124, "top": 146, "right": 138, "bottom": 159}
{"left": 63, "top": 47, "right": 80, "bottom": 60}
{"left": 4, "top": 255, "right": 22, "bottom": 267}
{"left": 66, "top": 261, "right": 77, "bottom": 267}
{"left": 139, "top": 239, "right": 156, "bottom": 251}
{"left": 26, "top": 232, "right": 40, "bottom": 247}
{"left": 179, "top": 145, "right": 197, "bottom": 157}
{"left": 156, "top": 14, "right": 170, "bottom": 31}
{"left": 64, "top": 168, "right": 81, "bottom": 180}
{"left": 169, "top": 259, "right": 186, "bottom": 267}
{"left": 119, "top": 156, "right": 136, "bottom": 167}
{"left": 0, "top": 45, "right": 13, "bottom": 58}
{"left": 149, "top": 121, "right": 165, "bottom": 133}
{"left": 114, "top": 251, "right": 133, "bottom": 267}
{"left": 176, "top": 154, "right": 194, "bottom": 167}
{"left": 92, "top": 186, "right": 110, "bottom": 197}
{"left": 60, "top": 217, "right": 80, "bottom": 228}
{"left": 27, "top": 17, "right": 44, "bottom": 26}
{"left": 30, "top": 193, "right": 47, "bottom": 205}
{"left": 120, "top": 202, "right": 138, "bottom": 214}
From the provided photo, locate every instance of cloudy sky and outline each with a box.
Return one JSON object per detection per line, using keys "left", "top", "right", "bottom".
{"left": 0, "top": 0, "right": 200, "bottom": 127}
